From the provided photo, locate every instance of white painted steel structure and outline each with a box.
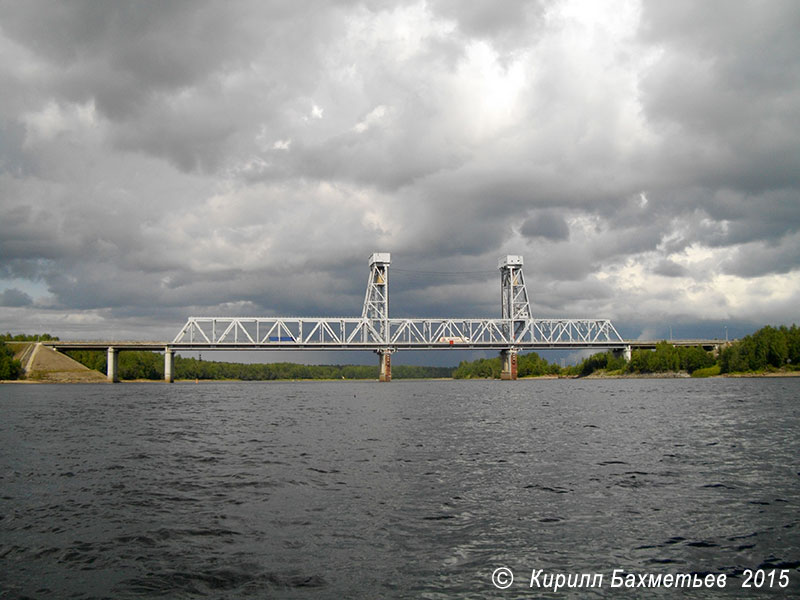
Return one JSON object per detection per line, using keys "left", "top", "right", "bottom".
{"left": 41, "top": 253, "right": 731, "bottom": 383}
{"left": 172, "top": 253, "right": 625, "bottom": 351}
{"left": 172, "top": 316, "right": 623, "bottom": 349}
{"left": 499, "top": 254, "right": 532, "bottom": 342}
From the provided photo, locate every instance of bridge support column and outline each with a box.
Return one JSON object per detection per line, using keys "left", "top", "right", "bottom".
{"left": 377, "top": 349, "right": 392, "bottom": 382}
{"left": 500, "top": 349, "right": 518, "bottom": 380}
{"left": 107, "top": 347, "right": 118, "bottom": 383}
{"left": 613, "top": 345, "right": 632, "bottom": 362}
{"left": 164, "top": 348, "right": 174, "bottom": 383}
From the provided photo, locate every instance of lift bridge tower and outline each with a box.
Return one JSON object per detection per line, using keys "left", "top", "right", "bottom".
{"left": 499, "top": 255, "right": 531, "bottom": 379}
{"left": 365, "top": 253, "right": 533, "bottom": 381}
{"left": 363, "top": 253, "right": 392, "bottom": 381}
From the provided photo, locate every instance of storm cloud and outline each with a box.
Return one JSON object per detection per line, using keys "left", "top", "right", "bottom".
{"left": 0, "top": 288, "right": 32, "bottom": 307}
{"left": 0, "top": 0, "right": 798, "bottom": 348}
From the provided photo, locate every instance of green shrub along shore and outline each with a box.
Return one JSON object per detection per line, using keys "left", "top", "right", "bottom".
{"left": 0, "top": 340, "right": 23, "bottom": 380}
{"left": 2, "top": 325, "right": 800, "bottom": 381}
{"left": 61, "top": 351, "right": 453, "bottom": 381}
{"left": 454, "top": 324, "right": 800, "bottom": 379}
{"left": 1, "top": 333, "right": 62, "bottom": 379}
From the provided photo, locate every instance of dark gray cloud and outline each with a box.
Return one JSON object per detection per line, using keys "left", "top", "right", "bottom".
{"left": 0, "top": 0, "right": 798, "bottom": 345}
{"left": 521, "top": 211, "right": 570, "bottom": 241}
{"left": 0, "top": 1, "right": 300, "bottom": 114}
{"left": 0, "top": 288, "right": 32, "bottom": 307}
{"left": 722, "top": 234, "right": 800, "bottom": 279}
{"left": 638, "top": 1, "right": 800, "bottom": 196}
{"left": 653, "top": 259, "right": 688, "bottom": 278}
{"left": 429, "top": 0, "right": 548, "bottom": 54}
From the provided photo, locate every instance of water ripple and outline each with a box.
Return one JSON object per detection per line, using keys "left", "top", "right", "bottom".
{"left": 1, "top": 379, "right": 799, "bottom": 598}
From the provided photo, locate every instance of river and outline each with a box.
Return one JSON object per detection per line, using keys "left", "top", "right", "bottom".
{"left": 1, "top": 378, "right": 799, "bottom": 598}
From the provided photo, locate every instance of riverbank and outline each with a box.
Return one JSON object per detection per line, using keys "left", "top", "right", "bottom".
{"left": 6, "top": 343, "right": 106, "bottom": 383}
{"left": 5, "top": 369, "right": 800, "bottom": 384}
{"left": 575, "top": 369, "right": 800, "bottom": 379}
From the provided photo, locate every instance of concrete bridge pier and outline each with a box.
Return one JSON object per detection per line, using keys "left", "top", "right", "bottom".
{"left": 377, "top": 349, "right": 392, "bottom": 382}
{"left": 612, "top": 345, "right": 632, "bottom": 362}
{"left": 500, "top": 349, "right": 518, "bottom": 380}
{"left": 164, "top": 348, "right": 174, "bottom": 383}
{"left": 710, "top": 343, "right": 728, "bottom": 358}
{"left": 107, "top": 347, "right": 118, "bottom": 383}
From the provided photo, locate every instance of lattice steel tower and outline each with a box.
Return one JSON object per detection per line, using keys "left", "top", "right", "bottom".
{"left": 362, "top": 252, "right": 392, "bottom": 380}
{"left": 362, "top": 252, "right": 391, "bottom": 340}
{"left": 499, "top": 255, "right": 532, "bottom": 340}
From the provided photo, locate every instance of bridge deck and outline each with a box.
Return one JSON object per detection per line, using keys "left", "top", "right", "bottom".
{"left": 45, "top": 341, "right": 171, "bottom": 352}
{"left": 43, "top": 339, "right": 725, "bottom": 352}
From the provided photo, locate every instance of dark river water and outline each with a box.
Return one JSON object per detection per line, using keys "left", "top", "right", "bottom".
{"left": 1, "top": 379, "right": 799, "bottom": 598}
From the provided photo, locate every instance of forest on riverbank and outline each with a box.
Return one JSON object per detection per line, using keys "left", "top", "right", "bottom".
{"left": 61, "top": 350, "right": 453, "bottom": 381}
{"left": 452, "top": 324, "right": 800, "bottom": 379}
{"left": 2, "top": 325, "right": 799, "bottom": 380}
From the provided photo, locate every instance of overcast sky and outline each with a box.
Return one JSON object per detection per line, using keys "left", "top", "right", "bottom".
{"left": 1, "top": 0, "right": 798, "bottom": 362}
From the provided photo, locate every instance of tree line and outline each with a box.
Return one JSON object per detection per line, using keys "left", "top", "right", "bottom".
{"left": 718, "top": 325, "right": 800, "bottom": 373}
{"left": 452, "top": 351, "right": 561, "bottom": 379}
{"left": 0, "top": 340, "right": 23, "bottom": 379}
{"left": 2, "top": 325, "right": 799, "bottom": 380}
{"left": 562, "top": 343, "right": 716, "bottom": 377}
{"left": 63, "top": 350, "right": 453, "bottom": 381}
{"left": 453, "top": 324, "right": 800, "bottom": 378}
{"left": 1, "top": 332, "right": 60, "bottom": 341}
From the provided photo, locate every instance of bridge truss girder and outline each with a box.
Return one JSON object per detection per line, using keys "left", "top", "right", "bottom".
{"left": 172, "top": 316, "right": 624, "bottom": 349}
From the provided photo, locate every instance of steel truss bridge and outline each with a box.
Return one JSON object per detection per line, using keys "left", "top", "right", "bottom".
{"left": 172, "top": 316, "right": 624, "bottom": 351}
{"left": 170, "top": 253, "right": 626, "bottom": 381}
{"left": 42, "top": 252, "right": 728, "bottom": 382}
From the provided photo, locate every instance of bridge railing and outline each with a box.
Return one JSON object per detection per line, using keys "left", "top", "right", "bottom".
{"left": 173, "top": 317, "right": 624, "bottom": 348}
